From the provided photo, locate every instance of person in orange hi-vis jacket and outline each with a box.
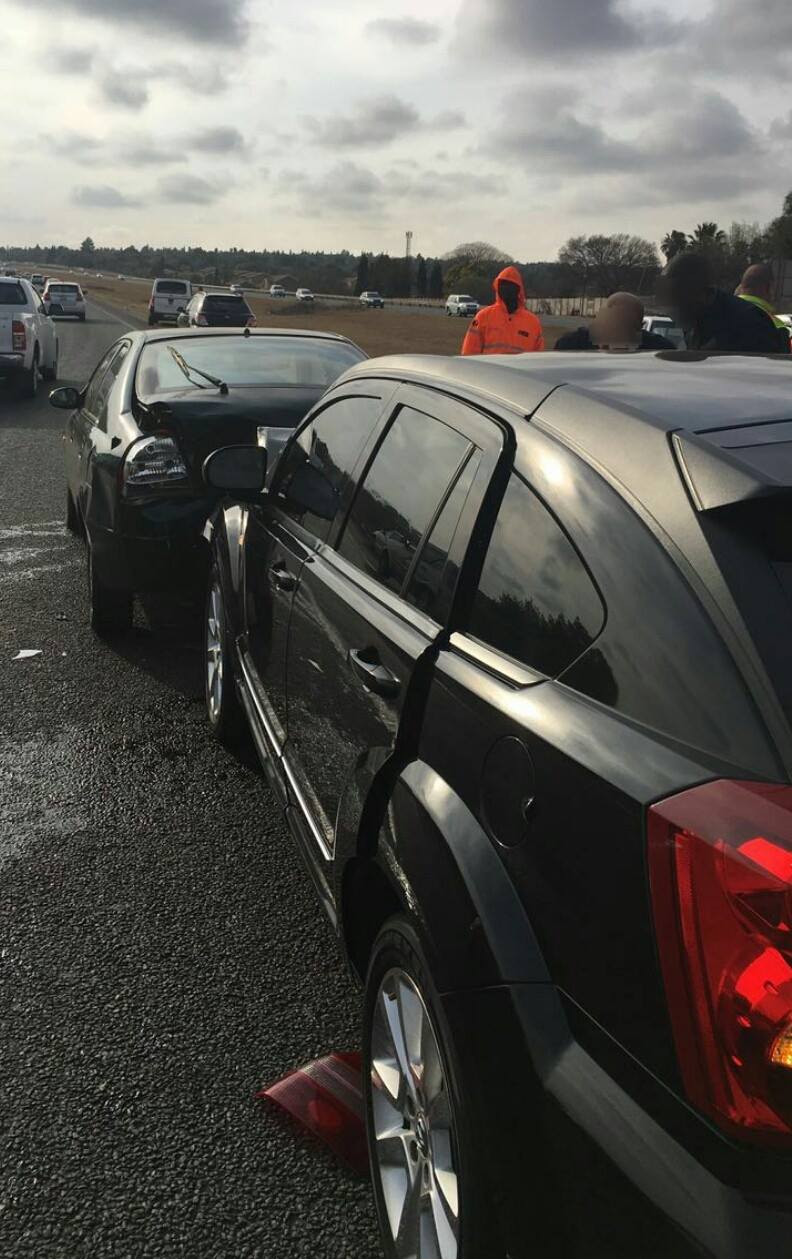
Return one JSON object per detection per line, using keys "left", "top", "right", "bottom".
{"left": 461, "top": 264, "right": 544, "bottom": 355}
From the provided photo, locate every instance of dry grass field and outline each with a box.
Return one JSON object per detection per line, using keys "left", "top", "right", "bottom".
{"left": 75, "top": 272, "right": 572, "bottom": 354}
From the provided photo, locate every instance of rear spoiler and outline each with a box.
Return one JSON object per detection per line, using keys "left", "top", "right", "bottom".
{"left": 673, "top": 429, "right": 792, "bottom": 512}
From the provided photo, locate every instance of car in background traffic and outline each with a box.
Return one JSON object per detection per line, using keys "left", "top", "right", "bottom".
{"left": 180, "top": 290, "right": 256, "bottom": 329}
{"left": 51, "top": 327, "right": 366, "bottom": 635}
{"left": 643, "top": 314, "right": 684, "bottom": 347}
{"left": 43, "top": 280, "right": 86, "bottom": 321}
{"left": 31, "top": 274, "right": 47, "bottom": 293}
{"left": 201, "top": 349, "right": 792, "bottom": 1259}
{"left": 148, "top": 277, "right": 192, "bottom": 326}
{"left": 296, "top": 287, "right": 314, "bottom": 303}
{"left": 446, "top": 293, "right": 479, "bottom": 317}
{"left": 230, "top": 283, "right": 244, "bottom": 295}
{"left": 269, "top": 284, "right": 287, "bottom": 298}
{"left": 360, "top": 290, "right": 384, "bottom": 308}
{"left": 0, "top": 276, "right": 58, "bottom": 396}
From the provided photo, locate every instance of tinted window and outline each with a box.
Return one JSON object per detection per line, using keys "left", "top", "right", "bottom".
{"left": 338, "top": 406, "right": 470, "bottom": 595}
{"left": 404, "top": 450, "right": 480, "bottom": 619}
{"left": 204, "top": 294, "right": 247, "bottom": 310}
{"left": 0, "top": 282, "right": 26, "bottom": 305}
{"left": 467, "top": 473, "right": 604, "bottom": 676}
{"left": 155, "top": 281, "right": 189, "bottom": 294}
{"left": 275, "top": 396, "right": 384, "bottom": 541}
{"left": 49, "top": 284, "right": 80, "bottom": 294}
{"left": 85, "top": 342, "right": 130, "bottom": 427}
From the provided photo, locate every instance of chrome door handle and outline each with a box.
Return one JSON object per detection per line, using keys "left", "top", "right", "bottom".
{"left": 348, "top": 647, "right": 400, "bottom": 698}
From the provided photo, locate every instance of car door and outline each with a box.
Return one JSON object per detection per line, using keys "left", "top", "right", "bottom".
{"left": 238, "top": 386, "right": 394, "bottom": 762}
{"left": 282, "top": 384, "right": 504, "bottom": 893}
{"left": 33, "top": 291, "right": 55, "bottom": 369}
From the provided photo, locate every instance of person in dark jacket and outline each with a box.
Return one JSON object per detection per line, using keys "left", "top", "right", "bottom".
{"left": 735, "top": 263, "right": 790, "bottom": 353}
{"left": 555, "top": 292, "right": 674, "bottom": 351}
{"left": 657, "top": 252, "right": 781, "bottom": 352}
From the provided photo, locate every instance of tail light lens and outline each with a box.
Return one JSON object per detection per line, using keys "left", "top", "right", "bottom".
{"left": 196, "top": 314, "right": 208, "bottom": 326}
{"left": 121, "top": 434, "right": 189, "bottom": 497}
{"left": 12, "top": 320, "right": 25, "bottom": 351}
{"left": 648, "top": 780, "right": 792, "bottom": 1145}
{"left": 246, "top": 315, "right": 257, "bottom": 327}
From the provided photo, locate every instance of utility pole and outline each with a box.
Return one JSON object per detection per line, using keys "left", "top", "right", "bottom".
{"left": 405, "top": 230, "right": 413, "bottom": 261}
{"left": 404, "top": 230, "right": 413, "bottom": 298}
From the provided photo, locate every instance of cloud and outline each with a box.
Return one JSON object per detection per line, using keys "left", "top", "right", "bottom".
{"left": 72, "top": 184, "right": 141, "bottom": 208}
{"left": 685, "top": 0, "right": 792, "bottom": 78}
{"left": 188, "top": 126, "right": 247, "bottom": 154}
{"left": 156, "top": 174, "right": 225, "bottom": 205}
{"left": 365, "top": 17, "right": 441, "bottom": 46}
{"left": 18, "top": 0, "right": 250, "bottom": 46}
{"left": 47, "top": 131, "right": 105, "bottom": 166}
{"left": 100, "top": 75, "right": 149, "bottom": 109}
{"left": 305, "top": 95, "right": 420, "bottom": 149}
{"left": 432, "top": 109, "right": 466, "bottom": 131}
{"left": 48, "top": 46, "right": 94, "bottom": 73}
{"left": 127, "top": 138, "right": 185, "bottom": 166}
{"left": 455, "top": 0, "right": 683, "bottom": 60}
{"left": 295, "top": 161, "right": 385, "bottom": 216}
{"left": 488, "top": 87, "right": 636, "bottom": 173}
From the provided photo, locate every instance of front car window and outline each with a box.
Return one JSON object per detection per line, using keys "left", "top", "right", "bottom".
{"left": 337, "top": 406, "right": 471, "bottom": 596}
{"left": 135, "top": 335, "right": 364, "bottom": 396}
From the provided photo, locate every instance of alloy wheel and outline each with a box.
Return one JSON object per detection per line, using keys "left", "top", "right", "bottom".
{"left": 370, "top": 968, "right": 460, "bottom": 1259}
{"left": 206, "top": 581, "right": 224, "bottom": 722}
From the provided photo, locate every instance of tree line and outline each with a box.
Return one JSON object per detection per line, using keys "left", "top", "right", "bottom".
{"left": 3, "top": 191, "right": 792, "bottom": 301}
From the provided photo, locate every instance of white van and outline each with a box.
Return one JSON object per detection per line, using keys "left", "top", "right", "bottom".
{"left": 149, "top": 278, "right": 192, "bottom": 326}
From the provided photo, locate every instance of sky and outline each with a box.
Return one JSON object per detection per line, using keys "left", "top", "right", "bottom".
{"left": 1, "top": 0, "right": 790, "bottom": 260}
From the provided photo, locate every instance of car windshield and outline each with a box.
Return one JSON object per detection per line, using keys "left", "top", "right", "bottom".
{"left": 459, "top": 296, "right": 475, "bottom": 303}
{"left": 0, "top": 281, "right": 26, "bottom": 305}
{"left": 136, "top": 335, "right": 364, "bottom": 395}
{"left": 156, "top": 281, "right": 189, "bottom": 294}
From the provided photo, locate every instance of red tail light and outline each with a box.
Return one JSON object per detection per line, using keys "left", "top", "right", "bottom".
{"left": 246, "top": 315, "right": 257, "bottom": 327}
{"left": 196, "top": 314, "right": 208, "bottom": 326}
{"left": 148, "top": 298, "right": 154, "bottom": 310}
{"left": 649, "top": 780, "right": 792, "bottom": 1145}
{"left": 12, "top": 320, "right": 25, "bottom": 351}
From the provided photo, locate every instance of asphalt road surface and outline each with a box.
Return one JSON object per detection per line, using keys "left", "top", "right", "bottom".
{"left": 0, "top": 303, "right": 382, "bottom": 1257}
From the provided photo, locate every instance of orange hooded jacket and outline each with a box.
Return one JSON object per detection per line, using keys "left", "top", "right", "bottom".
{"left": 461, "top": 265, "right": 544, "bottom": 355}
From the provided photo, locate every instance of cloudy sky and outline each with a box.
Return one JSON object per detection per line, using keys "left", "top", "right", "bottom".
{"left": 1, "top": 0, "right": 790, "bottom": 260}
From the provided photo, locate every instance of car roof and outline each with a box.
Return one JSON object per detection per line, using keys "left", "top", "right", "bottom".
{"left": 348, "top": 351, "right": 792, "bottom": 433}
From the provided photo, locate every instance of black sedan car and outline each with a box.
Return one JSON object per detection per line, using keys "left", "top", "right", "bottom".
{"left": 202, "top": 351, "right": 792, "bottom": 1258}
{"left": 50, "top": 327, "right": 365, "bottom": 634}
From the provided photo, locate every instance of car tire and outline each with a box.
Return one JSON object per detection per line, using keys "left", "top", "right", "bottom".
{"left": 20, "top": 349, "right": 40, "bottom": 399}
{"left": 204, "top": 566, "right": 246, "bottom": 747}
{"left": 87, "top": 540, "right": 132, "bottom": 637}
{"left": 43, "top": 342, "right": 58, "bottom": 382}
{"left": 364, "top": 917, "right": 506, "bottom": 1259}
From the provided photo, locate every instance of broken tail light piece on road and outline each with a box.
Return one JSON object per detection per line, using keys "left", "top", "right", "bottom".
{"left": 257, "top": 1051, "right": 369, "bottom": 1176}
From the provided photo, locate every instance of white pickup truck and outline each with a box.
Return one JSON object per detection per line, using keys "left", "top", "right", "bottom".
{"left": 0, "top": 276, "right": 58, "bottom": 397}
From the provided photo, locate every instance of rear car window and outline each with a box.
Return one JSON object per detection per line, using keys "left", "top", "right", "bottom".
{"left": 155, "top": 281, "right": 189, "bottom": 294}
{"left": 404, "top": 451, "right": 480, "bottom": 620}
{"left": 204, "top": 294, "right": 248, "bottom": 310}
{"left": 337, "top": 406, "right": 471, "bottom": 596}
{"left": 467, "top": 472, "right": 604, "bottom": 676}
{"left": 49, "top": 284, "right": 80, "bottom": 294}
{"left": 136, "top": 336, "right": 364, "bottom": 394}
{"left": 0, "top": 282, "right": 26, "bottom": 305}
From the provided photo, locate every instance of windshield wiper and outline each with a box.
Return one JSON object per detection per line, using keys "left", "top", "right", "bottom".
{"left": 167, "top": 345, "right": 228, "bottom": 394}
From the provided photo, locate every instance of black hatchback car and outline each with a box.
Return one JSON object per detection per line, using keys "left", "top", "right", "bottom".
{"left": 50, "top": 327, "right": 365, "bottom": 634}
{"left": 203, "top": 351, "right": 792, "bottom": 1258}
{"left": 180, "top": 290, "right": 255, "bottom": 328}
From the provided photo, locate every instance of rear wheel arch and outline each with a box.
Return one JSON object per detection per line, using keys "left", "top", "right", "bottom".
{"left": 339, "top": 760, "right": 551, "bottom": 992}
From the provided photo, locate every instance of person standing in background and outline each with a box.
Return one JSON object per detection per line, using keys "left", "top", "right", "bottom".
{"left": 658, "top": 253, "right": 781, "bottom": 353}
{"left": 461, "top": 265, "right": 544, "bottom": 355}
{"left": 736, "top": 263, "right": 790, "bottom": 353}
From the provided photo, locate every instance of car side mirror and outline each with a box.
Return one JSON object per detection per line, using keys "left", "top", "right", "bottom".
{"left": 49, "top": 385, "right": 81, "bottom": 410}
{"left": 176, "top": 312, "right": 190, "bottom": 327}
{"left": 203, "top": 445, "right": 268, "bottom": 498}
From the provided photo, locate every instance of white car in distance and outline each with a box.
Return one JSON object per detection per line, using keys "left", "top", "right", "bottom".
{"left": 0, "top": 276, "right": 58, "bottom": 396}
{"left": 42, "top": 280, "right": 87, "bottom": 321}
{"left": 446, "top": 294, "right": 479, "bottom": 317}
{"left": 296, "top": 287, "right": 314, "bottom": 302}
{"left": 269, "top": 284, "right": 287, "bottom": 298}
